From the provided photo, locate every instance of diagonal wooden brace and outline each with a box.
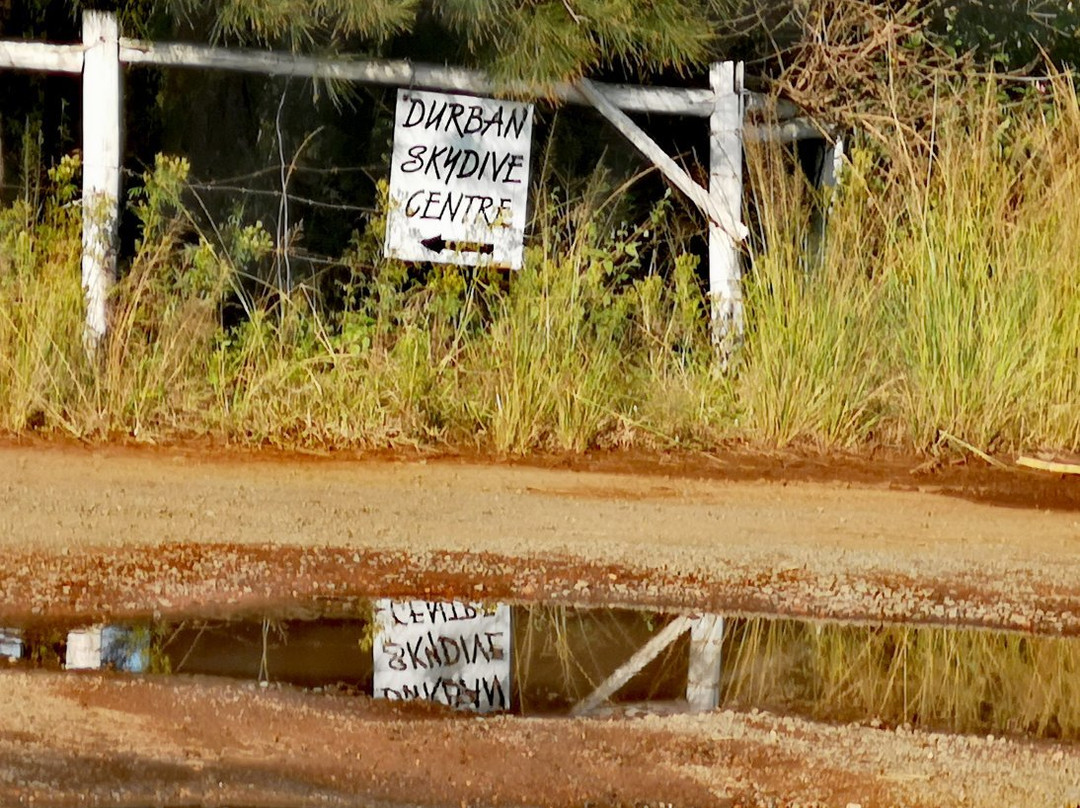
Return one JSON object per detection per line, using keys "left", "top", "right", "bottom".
{"left": 576, "top": 78, "right": 747, "bottom": 243}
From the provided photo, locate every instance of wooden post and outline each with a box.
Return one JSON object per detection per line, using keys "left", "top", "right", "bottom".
{"left": 709, "top": 62, "right": 745, "bottom": 359}
{"left": 821, "top": 136, "right": 844, "bottom": 189}
{"left": 808, "top": 137, "right": 844, "bottom": 275}
{"left": 81, "top": 10, "right": 122, "bottom": 348}
{"left": 686, "top": 613, "right": 724, "bottom": 711}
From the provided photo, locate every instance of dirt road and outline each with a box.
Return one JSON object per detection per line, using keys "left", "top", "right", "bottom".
{"left": 1, "top": 440, "right": 1079, "bottom": 631}
{"left": 2, "top": 439, "right": 1080, "bottom": 807}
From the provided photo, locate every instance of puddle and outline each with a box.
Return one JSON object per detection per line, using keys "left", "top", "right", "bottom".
{"left": 1, "top": 602, "right": 688, "bottom": 715}
{"left": 3, "top": 603, "right": 1080, "bottom": 741}
{"left": 721, "top": 617, "right": 1080, "bottom": 740}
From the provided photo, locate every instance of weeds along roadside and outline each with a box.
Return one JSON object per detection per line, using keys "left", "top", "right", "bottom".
{"left": 741, "top": 71, "right": 1080, "bottom": 453}
{"left": 0, "top": 149, "right": 731, "bottom": 449}
{"left": 0, "top": 74, "right": 1078, "bottom": 454}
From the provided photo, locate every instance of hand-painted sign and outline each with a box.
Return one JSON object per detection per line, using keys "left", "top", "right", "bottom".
{"left": 373, "top": 599, "right": 512, "bottom": 713}
{"left": 384, "top": 89, "right": 534, "bottom": 270}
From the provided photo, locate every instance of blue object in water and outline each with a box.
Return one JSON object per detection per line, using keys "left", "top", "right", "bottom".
{"left": 101, "top": 626, "right": 148, "bottom": 673}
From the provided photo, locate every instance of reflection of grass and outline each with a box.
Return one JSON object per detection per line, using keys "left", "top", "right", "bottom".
{"left": 722, "top": 618, "right": 1080, "bottom": 740}
{"left": 355, "top": 600, "right": 377, "bottom": 654}
{"left": 26, "top": 626, "right": 67, "bottom": 667}
{"left": 146, "top": 624, "right": 173, "bottom": 674}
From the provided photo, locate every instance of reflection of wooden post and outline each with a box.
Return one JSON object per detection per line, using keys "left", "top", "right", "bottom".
{"left": 686, "top": 613, "right": 724, "bottom": 711}
{"left": 81, "top": 11, "right": 122, "bottom": 348}
{"left": 570, "top": 616, "right": 693, "bottom": 716}
{"left": 709, "top": 62, "right": 744, "bottom": 358}
{"left": 571, "top": 613, "right": 724, "bottom": 716}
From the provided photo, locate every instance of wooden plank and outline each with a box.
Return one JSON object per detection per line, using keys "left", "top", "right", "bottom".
{"left": 1017, "top": 456, "right": 1080, "bottom": 476}
{"left": 821, "top": 137, "right": 844, "bottom": 187}
{"left": 81, "top": 11, "right": 122, "bottom": 348}
{"left": 0, "top": 41, "right": 84, "bottom": 73}
{"left": 744, "top": 95, "right": 801, "bottom": 120}
{"left": 576, "top": 77, "right": 747, "bottom": 241}
{"left": 1, "top": 37, "right": 804, "bottom": 126}
{"left": 118, "top": 39, "right": 732, "bottom": 118}
{"left": 806, "top": 137, "right": 844, "bottom": 274}
{"left": 120, "top": 41, "right": 493, "bottom": 91}
{"left": 570, "top": 615, "right": 693, "bottom": 716}
{"left": 708, "top": 62, "right": 746, "bottom": 354}
{"left": 1, "top": 36, "right": 800, "bottom": 123}
{"left": 595, "top": 85, "right": 715, "bottom": 117}
{"left": 744, "top": 117, "right": 825, "bottom": 143}
{"left": 686, "top": 614, "right": 724, "bottom": 711}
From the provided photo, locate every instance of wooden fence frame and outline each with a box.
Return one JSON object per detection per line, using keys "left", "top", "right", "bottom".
{"left": 1, "top": 15, "right": 836, "bottom": 711}
{"left": 1, "top": 10, "right": 825, "bottom": 351}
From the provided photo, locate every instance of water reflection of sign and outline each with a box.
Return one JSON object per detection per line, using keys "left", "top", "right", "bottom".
{"left": 0, "top": 628, "right": 23, "bottom": 661}
{"left": 383, "top": 89, "right": 534, "bottom": 270}
{"left": 65, "top": 625, "right": 148, "bottom": 672}
{"left": 373, "top": 599, "right": 512, "bottom": 713}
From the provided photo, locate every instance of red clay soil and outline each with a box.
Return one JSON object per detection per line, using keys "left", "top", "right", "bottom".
{"left": 1, "top": 439, "right": 1079, "bottom": 633}
{"left": 2, "top": 438, "right": 1080, "bottom": 807}
{"left": 3, "top": 669, "right": 1079, "bottom": 808}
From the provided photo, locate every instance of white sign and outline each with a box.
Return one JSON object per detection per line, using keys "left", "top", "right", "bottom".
{"left": 383, "top": 89, "right": 534, "bottom": 270}
{"left": 373, "top": 599, "right": 512, "bottom": 712}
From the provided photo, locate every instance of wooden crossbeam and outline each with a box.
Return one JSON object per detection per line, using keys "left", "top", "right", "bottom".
{"left": 0, "top": 41, "right": 84, "bottom": 73}
{"left": 576, "top": 77, "right": 748, "bottom": 241}
{"left": 1, "top": 13, "right": 828, "bottom": 348}
{"left": 119, "top": 40, "right": 719, "bottom": 118}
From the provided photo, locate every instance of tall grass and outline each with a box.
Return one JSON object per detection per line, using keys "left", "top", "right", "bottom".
{"left": 458, "top": 181, "right": 728, "bottom": 452}
{"left": 876, "top": 78, "right": 1080, "bottom": 449}
{"left": 0, "top": 154, "right": 87, "bottom": 432}
{"left": 1, "top": 75, "right": 1078, "bottom": 453}
{"left": 739, "top": 136, "right": 890, "bottom": 445}
{"left": 0, "top": 154, "right": 733, "bottom": 449}
{"left": 722, "top": 617, "right": 1080, "bottom": 740}
{"left": 740, "top": 74, "right": 1080, "bottom": 451}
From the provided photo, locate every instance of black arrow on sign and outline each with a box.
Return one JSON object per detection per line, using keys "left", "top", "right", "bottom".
{"left": 421, "top": 235, "right": 495, "bottom": 256}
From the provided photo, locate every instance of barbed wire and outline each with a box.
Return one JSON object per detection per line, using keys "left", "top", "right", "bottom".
{"left": 182, "top": 183, "right": 376, "bottom": 214}
{"left": 113, "top": 164, "right": 379, "bottom": 216}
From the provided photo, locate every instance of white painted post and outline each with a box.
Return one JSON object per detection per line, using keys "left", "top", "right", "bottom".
{"left": 81, "top": 11, "right": 122, "bottom": 348}
{"left": 709, "top": 62, "right": 745, "bottom": 358}
{"left": 821, "top": 136, "right": 845, "bottom": 189}
{"left": 808, "top": 137, "right": 845, "bottom": 274}
{"left": 686, "top": 613, "right": 724, "bottom": 711}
